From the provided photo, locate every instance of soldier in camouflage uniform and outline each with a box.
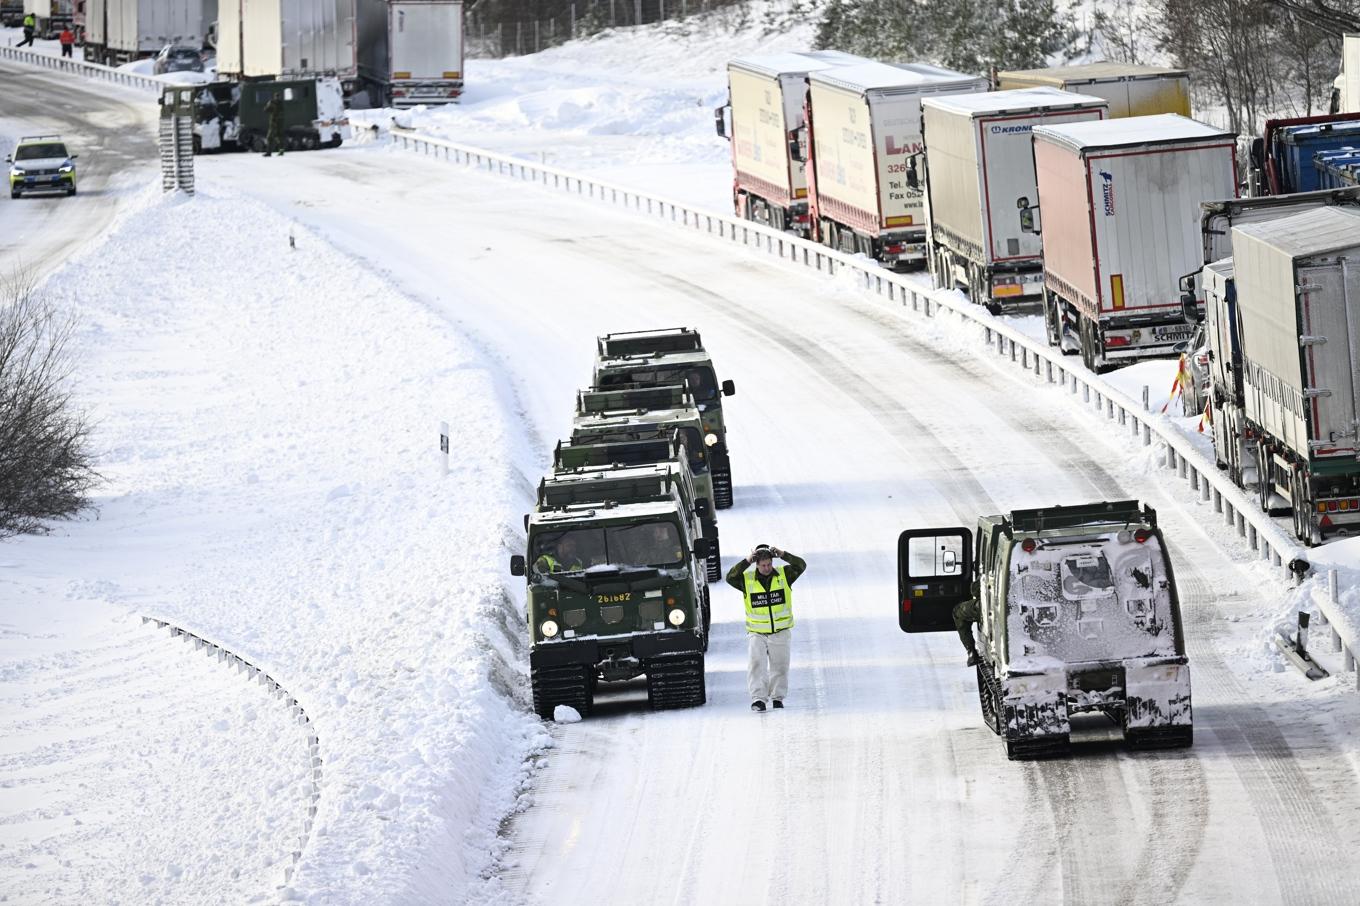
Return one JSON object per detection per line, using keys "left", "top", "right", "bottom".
{"left": 953, "top": 582, "right": 981, "bottom": 667}
{"left": 263, "top": 92, "right": 285, "bottom": 157}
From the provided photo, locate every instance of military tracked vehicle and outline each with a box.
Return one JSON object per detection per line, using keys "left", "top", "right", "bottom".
{"left": 539, "top": 462, "right": 714, "bottom": 639}
{"left": 594, "top": 328, "right": 737, "bottom": 508}
{"left": 510, "top": 481, "right": 711, "bottom": 719}
{"left": 895, "top": 500, "right": 1192, "bottom": 759}
{"left": 572, "top": 382, "right": 722, "bottom": 580}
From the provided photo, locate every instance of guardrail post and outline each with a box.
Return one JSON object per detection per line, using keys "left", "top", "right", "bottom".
{"left": 1142, "top": 424, "right": 1152, "bottom": 446}
{"left": 1082, "top": 384, "right": 1090, "bottom": 403}
{"left": 1190, "top": 468, "right": 1200, "bottom": 492}
{"left": 1179, "top": 457, "right": 1188, "bottom": 479}
{"left": 1142, "top": 386, "right": 1150, "bottom": 411}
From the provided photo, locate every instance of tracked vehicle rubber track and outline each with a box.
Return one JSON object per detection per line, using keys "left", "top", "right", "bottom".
{"left": 711, "top": 467, "right": 734, "bottom": 509}
{"left": 645, "top": 654, "right": 707, "bottom": 710}
{"left": 532, "top": 664, "right": 595, "bottom": 719}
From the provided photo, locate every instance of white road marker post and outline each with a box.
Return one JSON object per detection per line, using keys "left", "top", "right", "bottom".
{"left": 440, "top": 421, "right": 450, "bottom": 477}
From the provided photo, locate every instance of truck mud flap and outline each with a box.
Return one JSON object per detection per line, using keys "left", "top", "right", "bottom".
{"left": 632, "top": 631, "right": 702, "bottom": 659}
{"left": 530, "top": 639, "right": 600, "bottom": 669}
{"left": 1004, "top": 734, "right": 1072, "bottom": 760}
{"left": 645, "top": 654, "right": 706, "bottom": 710}
{"left": 1124, "top": 724, "right": 1193, "bottom": 750}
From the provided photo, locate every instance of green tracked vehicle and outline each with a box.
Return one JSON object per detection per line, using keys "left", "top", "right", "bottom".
{"left": 510, "top": 482, "right": 712, "bottom": 719}
{"left": 573, "top": 382, "right": 722, "bottom": 581}
{"left": 538, "top": 462, "right": 714, "bottom": 643}
{"left": 594, "top": 328, "right": 737, "bottom": 509}
{"left": 895, "top": 500, "right": 1192, "bottom": 760}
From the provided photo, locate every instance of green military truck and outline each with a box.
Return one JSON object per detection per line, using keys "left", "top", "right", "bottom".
{"left": 539, "top": 461, "right": 714, "bottom": 641}
{"left": 594, "top": 328, "right": 737, "bottom": 508}
{"left": 574, "top": 382, "right": 722, "bottom": 580}
{"left": 895, "top": 500, "right": 1193, "bottom": 759}
{"left": 160, "top": 78, "right": 351, "bottom": 155}
{"left": 510, "top": 476, "right": 712, "bottom": 719}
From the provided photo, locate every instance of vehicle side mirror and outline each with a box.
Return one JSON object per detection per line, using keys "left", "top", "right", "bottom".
{"left": 693, "top": 537, "right": 712, "bottom": 559}
{"left": 906, "top": 158, "right": 919, "bottom": 190}
{"left": 721, "top": 379, "right": 735, "bottom": 397}
{"left": 1017, "top": 196, "right": 1040, "bottom": 235}
{"left": 713, "top": 106, "right": 726, "bottom": 139}
{"left": 1180, "top": 292, "right": 1199, "bottom": 323}
{"left": 510, "top": 554, "right": 526, "bottom": 577}
{"left": 69, "top": 154, "right": 78, "bottom": 160}
{"left": 523, "top": 513, "right": 530, "bottom": 531}
{"left": 695, "top": 498, "right": 712, "bottom": 518}
{"left": 788, "top": 137, "right": 803, "bottom": 163}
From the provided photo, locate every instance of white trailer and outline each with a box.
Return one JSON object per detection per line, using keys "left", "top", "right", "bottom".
{"left": 1031, "top": 114, "right": 1237, "bottom": 371}
{"left": 83, "top": 0, "right": 212, "bottom": 66}
{"left": 997, "top": 63, "right": 1191, "bottom": 118}
{"left": 1333, "top": 34, "right": 1359, "bottom": 114}
{"left": 356, "top": 0, "right": 463, "bottom": 107}
{"left": 1231, "top": 207, "right": 1360, "bottom": 543}
{"left": 715, "top": 51, "right": 866, "bottom": 237}
{"left": 218, "top": 0, "right": 362, "bottom": 97}
{"left": 805, "top": 61, "right": 988, "bottom": 269}
{"left": 920, "top": 87, "right": 1107, "bottom": 313}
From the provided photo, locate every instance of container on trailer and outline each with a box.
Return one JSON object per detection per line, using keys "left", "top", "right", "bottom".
{"left": 357, "top": 0, "right": 464, "bottom": 106}
{"left": 1231, "top": 207, "right": 1360, "bottom": 542}
{"left": 717, "top": 50, "right": 866, "bottom": 235}
{"left": 219, "top": 0, "right": 361, "bottom": 96}
{"left": 1032, "top": 114, "right": 1237, "bottom": 370}
{"left": 996, "top": 62, "right": 1190, "bottom": 118}
{"left": 1315, "top": 148, "right": 1360, "bottom": 188}
{"left": 805, "top": 60, "right": 988, "bottom": 268}
{"left": 920, "top": 86, "right": 1107, "bottom": 311}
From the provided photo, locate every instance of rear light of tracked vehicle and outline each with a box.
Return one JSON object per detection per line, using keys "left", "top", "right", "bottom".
{"left": 1021, "top": 538, "right": 1037, "bottom": 553}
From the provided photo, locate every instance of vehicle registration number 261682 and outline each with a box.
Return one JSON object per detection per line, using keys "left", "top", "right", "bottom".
{"left": 596, "top": 593, "right": 631, "bottom": 604}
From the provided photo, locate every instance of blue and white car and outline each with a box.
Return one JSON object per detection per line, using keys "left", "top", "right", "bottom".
{"left": 7, "top": 135, "right": 78, "bottom": 199}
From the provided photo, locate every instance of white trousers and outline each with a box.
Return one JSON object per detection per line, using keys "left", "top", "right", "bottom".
{"left": 747, "top": 630, "right": 792, "bottom": 702}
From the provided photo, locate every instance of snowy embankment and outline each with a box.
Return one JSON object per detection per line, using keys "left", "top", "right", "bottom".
{"left": 0, "top": 185, "right": 547, "bottom": 903}
{"left": 353, "top": 1, "right": 814, "bottom": 212}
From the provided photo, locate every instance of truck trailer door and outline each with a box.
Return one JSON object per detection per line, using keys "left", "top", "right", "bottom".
{"left": 896, "top": 527, "right": 973, "bottom": 632}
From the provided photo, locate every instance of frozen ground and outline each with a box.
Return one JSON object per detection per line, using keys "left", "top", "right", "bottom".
{"left": 5, "top": 7, "right": 1360, "bottom": 904}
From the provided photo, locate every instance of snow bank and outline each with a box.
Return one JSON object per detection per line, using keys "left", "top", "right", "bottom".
{"left": 0, "top": 183, "right": 548, "bottom": 903}
{"left": 353, "top": 0, "right": 816, "bottom": 211}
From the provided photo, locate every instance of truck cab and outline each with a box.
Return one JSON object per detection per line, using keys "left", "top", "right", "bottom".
{"left": 593, "top": 328, "right": 737, "bottom": 508}
{"left": 896, "top": 501, "right": 1192, "bottom": 759}
{"left": 510, "top": 496, "right": 710, "bottom": 719}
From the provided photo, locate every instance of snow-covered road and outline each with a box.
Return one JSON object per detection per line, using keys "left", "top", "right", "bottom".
{"left": 6, "top": 51, "right": 1360, "bottom": 905}
{"left": 208, "top": 142, "right": 1360, "bottom": 903}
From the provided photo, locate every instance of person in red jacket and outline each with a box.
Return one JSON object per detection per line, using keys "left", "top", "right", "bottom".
{"left": 58, "top": 28, "right": 75, "bottom": 58}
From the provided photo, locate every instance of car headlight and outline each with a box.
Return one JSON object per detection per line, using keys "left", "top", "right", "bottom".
{"left": 59, "top": 164, "right": 73, "bottom": 173}
{"left": 667, "top": 608, "right": 685, "bottom": 626}
{"left": 10, "top": 167, "right": 25, "bottom": 176}
{"left": 540, "top": 620, "right": 559, "bottom": 638}
{"left": 704, "top": 433, "right": 718, "bottom": 447}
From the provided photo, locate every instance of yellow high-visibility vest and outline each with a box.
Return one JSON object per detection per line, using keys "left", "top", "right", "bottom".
{"left": 743, "top": 567, "right": 794, "bottom": 634}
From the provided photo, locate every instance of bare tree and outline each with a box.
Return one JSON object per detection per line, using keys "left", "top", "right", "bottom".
{"left": 0, "top": 274, "right": 98, "bottom": 539}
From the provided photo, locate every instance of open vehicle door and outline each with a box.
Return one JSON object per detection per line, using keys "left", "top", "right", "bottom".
{"left": 896, "top": 527, "right": 974, "bottom": 632}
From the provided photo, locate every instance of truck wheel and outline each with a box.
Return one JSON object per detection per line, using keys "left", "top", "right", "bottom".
{"left": 1079, "top": 317, "right": 1096, "bottom": 372}
{"left": 10, "top": 188, "right": 19, "bottom": 200}
{"left": 1043, "top": 293, "right": 1062, "bottom": 347}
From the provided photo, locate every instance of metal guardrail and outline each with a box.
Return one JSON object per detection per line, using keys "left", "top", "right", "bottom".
{"left": 1318, "top": 570, "right": 1360, "bottom": 690}
{"left": 388, "top": 129, "right": 1313, "bottom": 584}
{"left": 0, "top": 44, "right": 164, "bottom": 92}
{"left": 140, "top": 615, "right": 321, "bottom": 889}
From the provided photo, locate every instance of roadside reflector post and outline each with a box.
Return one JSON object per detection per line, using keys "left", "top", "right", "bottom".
{"left": 1142, "top": 385, "right": 1150, "bottom": 411}
{"left": 439, "top": 421, "right": 450, "bottom": 477}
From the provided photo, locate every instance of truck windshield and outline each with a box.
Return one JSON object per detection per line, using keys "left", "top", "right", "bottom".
{"left": 602, "top": 366, "right": 719, "bottom": 402}
{"left": 531, "top": 521, "right": 685, "bottom": 575}
{"left": 1006, "top": 531, "right": 1177, "bottom": 666}
{"left": 15, "top": 143, "right": 67, "bottom": 160}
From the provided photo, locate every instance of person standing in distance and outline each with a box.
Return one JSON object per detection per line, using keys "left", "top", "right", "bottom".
{"left": 727, "top": 544, "right": 807, "bottom": 712}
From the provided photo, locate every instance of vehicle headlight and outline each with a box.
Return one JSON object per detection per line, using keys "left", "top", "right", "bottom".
{"left": 540, "top": 620, "right": 559, "bottom": 638}
{"left": 59, "top": 164, "right": 73, "bottom": 173}
{"left": 704, "top": 433, "right": 718, "bottom": 447}
{"left": 667, "top": 608, "right": 686, "bottom": 626}
{"left": 10, "top": 167, "right": 24, "bottom": 176}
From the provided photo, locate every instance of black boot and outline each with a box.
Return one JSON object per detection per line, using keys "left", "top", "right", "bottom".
{"left": 966, "top": 649, "right": 980, "bottom": 667}
{"left": 750, "top": 700, "right": 766, "bottom": 712}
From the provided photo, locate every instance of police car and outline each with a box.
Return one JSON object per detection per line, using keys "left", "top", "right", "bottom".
{"left": 7, "top": 135, "right": 78, "bottom": 199}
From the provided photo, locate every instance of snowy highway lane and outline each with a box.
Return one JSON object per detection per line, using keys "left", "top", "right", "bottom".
{"left": 206, "top": 141, "right": 1360, "bottom": 904}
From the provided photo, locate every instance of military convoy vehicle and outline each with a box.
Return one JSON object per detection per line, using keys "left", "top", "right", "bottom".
{"left": 540, "top": 461, "right": 715, "bottom": 635}
{"left": 510, "top": 475, "right": 711, "bottom": 719}
{"left": 895, "top": 500, "right": 1193, "bottom": 759}
{"left": 593, "top": 328, "right": 737, "bottom": 509}
{"left": 160, "top": 78, "right": 350, "bottom": 155}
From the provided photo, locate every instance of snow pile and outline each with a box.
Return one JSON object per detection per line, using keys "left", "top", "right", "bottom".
{"left": 355, "top": 1, "right": 816, "bottom": 210}
{"left": 0, "top": 184, "right": 548, "bottom": 904}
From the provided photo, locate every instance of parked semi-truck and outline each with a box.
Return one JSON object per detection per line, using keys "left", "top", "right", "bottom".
{"left": 357, "top": 0, "right": 464, "bottom": 107}
{"left": 24, "top": 0, "right": 73, "bottom": 38}
{"left": 996, "top": 62, "right": 1191, "bottom": 118}
{"left": 803, "top": 61, "right": 988, "bottom": 269}
{"left": 1030, "top": 115, "right": 1237, "bottom": 371}
{"left": 83, "top": 0, "right": 213, "bottom": 66}
{"left": 918, "top": 87, "right": 1107, "bottom": 313}
{"left": 1248, "top": 112, "right": 1360, "bottom": 196}
{"left": 218, "top": 0, "right": 362, "bottom": 96}
{"left": 0, "top": 0, "right": 23, "bottom": 28}
{"left": 1229, "top": 207, "right": 1360, "bottom": 543}
{"left": 713, "top": 50, "right": 865, "bottom": 236}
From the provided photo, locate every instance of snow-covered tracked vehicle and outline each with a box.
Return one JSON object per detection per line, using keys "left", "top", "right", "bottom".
{"left": 895, "top": 501, "right": 1193, "bottom": 759}
{"left": 593, "top": 328, "right": 737, "bottom": 509}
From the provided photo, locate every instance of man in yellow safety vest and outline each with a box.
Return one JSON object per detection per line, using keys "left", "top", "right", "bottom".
{"left": 726, "top": 543, "right": 807, "bottom": 712}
